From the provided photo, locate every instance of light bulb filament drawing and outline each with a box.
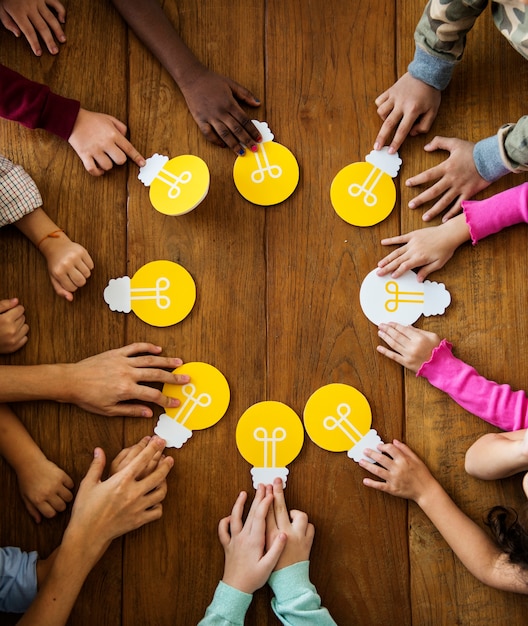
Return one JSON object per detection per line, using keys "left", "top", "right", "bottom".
{"left": 323, "top": 403, "right": 364, "bottom": 446}
{"left": 347, "top": 166, "right": 383, "bottom": 207}
{"left": 130, "top": 276, "right": 171, "bottom": 309}
{"left": 173, "top": 383, "right": 212, "bottom": 426}
{"left": 384, "top": 281, "right": 424, "bottom": 313}
{"left": 155, "top": 168, "right": 192, "bottom": 199}
{"left": 250, "top": 145, "right": 283, "bottom": 183}
{"left": 253, "top": 426, "right": 286, "bottom": 467}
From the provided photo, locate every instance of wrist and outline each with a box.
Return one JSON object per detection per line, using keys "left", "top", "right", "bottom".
{"left": 37, "top": 229, "right": 67, "bottom": 254}
{"left": 415, "top": 477, "right": 444, "bottom": 511}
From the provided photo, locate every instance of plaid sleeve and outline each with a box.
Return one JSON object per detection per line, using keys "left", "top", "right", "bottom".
{"left": 0, "top": 154, "right": 42, "bottom": 227}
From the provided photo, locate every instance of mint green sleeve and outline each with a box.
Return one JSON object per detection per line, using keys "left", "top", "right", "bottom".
{"left": 268, "top": 562, "right": 337, "bottom": 626}
{"left": 197, "top": 581, "right": 253, "bottom": 626}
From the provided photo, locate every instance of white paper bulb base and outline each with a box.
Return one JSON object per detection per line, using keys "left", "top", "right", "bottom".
{"left": 154, "top": 414, "right": 193, "bottom": 449}
{"left": 347, "top": 429, "right": 383, "bottom": 463}
{"left": 250, "top": 467, "right": 289, "bottom": 489}
{"left": 104, "top": 277, "right": 131, "bottom": 313}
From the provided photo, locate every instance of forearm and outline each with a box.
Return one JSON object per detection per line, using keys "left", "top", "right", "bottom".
{"left": 15, "top": 208, "right": 61, "bottom": 248}
{"left": 417, "top": 481, "right": 527, "bottom": 592}
{"left": 465, "top": 431, "right": 528, "bottom": 480}
{"left": 0, "top": 403, "right": 45, "bottom": 472}
{"left": 110, "top": 0, "right": 205, "bottom": 88}
{"left": 0, "top": 364, "right": 72, "bottom": 404}
{"left": 418, "top": 341, "right": 528, "bottom": 431}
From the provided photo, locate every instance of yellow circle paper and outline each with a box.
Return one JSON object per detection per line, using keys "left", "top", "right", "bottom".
{"left": 130, "top": 260, "right": 196, "bottom": 327}
{"left": 303, "top": 383, "right": 372, "bottom": 452}
{"left": 236, "top": 401, "right": 304, "bottom": 467}
{"left": 149, "top": 155, "right": 210, "bottom": 216}
{"left": 233, "top": 142, "right": 299, "bottom": 206}
{"left": 162, "top": 362, "right": 230, "bottom": 431}
{"left": 330, "top": 162, "right": 396, "bottom": 226}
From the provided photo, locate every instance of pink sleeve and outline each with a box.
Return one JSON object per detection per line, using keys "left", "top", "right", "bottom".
{"left": 0, "top": 63, "right": 80, "bottom": 141}
{"left": 417, "top": 339, "right": 528, "bottom": 431}
{"left": 462, "top": 183, "right": 528, "bottom": 244}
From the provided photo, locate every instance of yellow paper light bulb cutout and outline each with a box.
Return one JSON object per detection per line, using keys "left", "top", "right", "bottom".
{"left": 103, "top": 260, "right": 196, "bottom": 327}
{"left": 303, "top": 383, "right": 382, "bottom": 463}
{"left": 138, "top": 153, "right": 210, "bottom": 216}
{"left": 155, "top": 362, "right": 230, "bottom": 449}
{"left": 233, "top": 121, "right": 299, "bottom": 206}
{"left": 330, "top": 148, "right": 402, "bottom": 226}
{"left": 236, "top": 401, "right": 304, "bottom": 488}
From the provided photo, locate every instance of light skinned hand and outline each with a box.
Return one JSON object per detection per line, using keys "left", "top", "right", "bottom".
{"left": 219, "top": 485, "right": 287, "bottom": 594}
{"left": 68, "top": 108, "right": 146, "bottom": 176}
{"left": 0, "top": 0, "right": 66, "bottom": 55}
{"left": 110, "top": 436, "right": 163, "bottom": 479}
{"left": 179, "top": 66, "right": 262, "bottom": 156}
{"left": 265, "top": 477, "right": 314, "bottom": 571}
{"left": 374, "top": 73, "right": 441, "bottom": 154}
{"left": 16, "top": 452, "right": 74, "bottom": 523}
{"left": 406, "top": 137, "right": 490, "bottom": 222}
{"left": 377, "top": 322, "right": 442, "bottom": 373}
{"left": 38, "top": 233, "right": 94, "bottom": 301}
{"left": 65, "top": 343, "right": 190, "bottom": 417}
{"left": 0, "top": 297, "right": 29, "bottom": 353}
{"left": 360, "top": 439, "right": 437, "bottom": 504}
{"left": 64, "top": 436, "right": 173, "bottom": 563}
{"left": 377, "top": 214, "right": 470, "bottom": 282}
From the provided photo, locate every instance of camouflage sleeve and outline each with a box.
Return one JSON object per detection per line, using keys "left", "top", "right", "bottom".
{"left": 474, "top": 117, "right": 528, "bottom": 181}
{"left": 408, "top": 0, "right": 489, "bottom": 90}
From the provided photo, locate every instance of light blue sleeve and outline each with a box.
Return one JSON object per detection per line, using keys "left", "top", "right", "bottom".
{"left": 268, "top": 562, "right": 337, "bottom": 626}
{"left": 197, "top": 581, "right": 252, "bottom": 626}
{"left": 0, "top": 546, "right": 38, "bottom": 613}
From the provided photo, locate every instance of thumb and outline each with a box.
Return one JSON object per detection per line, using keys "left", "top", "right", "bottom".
{"left": 228, "top": 79, "right": 260, "bottom": 106}
{"left": 0, "top": 298, "right": 18, "bottom": 314}
{"left": 424, "top": 136, "right": 450, "bottom": 153}
{"left": 261, "top": 531, "right": 287, "bottom": 571}
{"left": 84, "top": 447, "right": 106, "bottom": 485}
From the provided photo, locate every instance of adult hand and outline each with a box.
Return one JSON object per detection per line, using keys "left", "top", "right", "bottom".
{"left": 406, "top": 137, "right": 490, "bottom": 222}
{"left": 374, "top": 73, "right": 441, "bottom": 154}
{"left": 68, "top": 109, "right": 146, "bottom": 176}
{"left": 0, "top": 298, "right": 29, "bottom": 353}
{"left": 377, "top": 323, "right": 442, "bottom": 373}
{"left": 110, "top": 435, "right": 161, "bottom": 479}
{"left": 219, "top": 485, "right": 287, "bottom": 594}
{"left": 66, "top": 343, "right": 190, "bottom": 417}
{"left": 179, "top": 66, "right": 262, "bottom": 156}
{"left": 266, "top": 478, "right": 313, "bottom": 571}
{"left": 0, "top": 0, "right": 66, "bottom": 55}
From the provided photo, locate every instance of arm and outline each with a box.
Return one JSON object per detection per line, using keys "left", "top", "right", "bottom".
{"left": 376, "top": 212, "right": 470, "bottom": 281}
{"left": 110, "top": 0, "right": 261, "bottom": 155}
{"left": 0, "top": 403, "right": 73, "bottom": 523}
{"left": 0, "top": 0, "right": 66, "bottom": 56}
{"left": 265, "top": 479, "right": 336, "bottom": 625}
{"left": 361, "top": 439, "right": 528, "bottom": 593}
{"left": 465, "top": 429, "right": 528, "bottom": 480}
{"left": 15, "top": 208, "right": 93, "bottom": 301}
{"left": 0, "top": 343, "right": 190, "bottom": 417}
{"left": 18, "top": 436, "right": 173, "bottom": 626}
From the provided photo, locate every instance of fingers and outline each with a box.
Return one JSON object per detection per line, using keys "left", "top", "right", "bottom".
{"left": 111, "top": 436, "right": 152, "bottom": 471}
{"left": 227, "top": 490, "right": 247, "bottom": 536}
{"left": 271, "top": 478, "right": 290, "bottom": 528}
{"left": 120, "top": 436, "right": 167, "bottom": 483}
{"left": 82, "top": 447, "right": 107, "bottom": 486}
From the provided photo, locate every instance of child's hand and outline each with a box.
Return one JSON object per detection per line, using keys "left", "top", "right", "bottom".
{"left": 406, "top": 137, "right": 490, "bottom": 222}
{"left": 39, "top": 232, "right": 94, "bottom": 301}
{"left": 360, "top": 439, "right": 437, "bottom": 504}
{"left": 16, "top": 452, "right": 74, "bottom": 523}
{"left": 377, "top": 322, "right": 441, "bottom": 373}
{"left": 178, "top": 67, "right": 262, "bottom": 156}
{"left": 110, "top": 436, "right": 165, "bottom": 479}
{"left": 266, "top": 477, "right": 314, "bottom": 571}
{"left": 374, "top": 73, "right": 441, "bottom": 154}
{"left": 219, "top": 485, "right": 287, "bottom": 594}
{"left": 0, "top": 0, "right": 66, "bottom": 56}
{"left": 0, "top": 297, "right": 29, "bottom": 353}
{"left": 68, "top": 108, "right": 146, "bottom": 176}
{"left": 377, "top": 215, "right": 469, "bottom": 282}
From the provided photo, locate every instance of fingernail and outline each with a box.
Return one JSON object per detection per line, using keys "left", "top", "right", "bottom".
{"left": 141, "top": 409, "right": 151, "bottom": 417}
{"left": 168, "top": 398, "right": 181, "bottom": 408}
{"left": 238, "top": 148, "right": 245, "bottom": 156}
{"left": 251, "top": 145, "right": 258, "bottom": 153}
{"left": 374, "top": 142, "right": 380, "bottom": 150}
{"left": 51, "top": 47, "right": 58, "bottom": 54}
{"left": 255, "top": 99, "right": 261, "bottom": 104}
{"left": 178, "top": 375, "right": 191, "bottom": 383}
{"left": 408, "top": 201, "right": 415, "bottom": 208}
{"left": 256, "top": 135, "right": 262, "bottom": 143}
{"left": 174, "top": 358, "right": 183, "bottom": 366}
{"left": 59, "top": 35, "right": 66, "bottom": 42}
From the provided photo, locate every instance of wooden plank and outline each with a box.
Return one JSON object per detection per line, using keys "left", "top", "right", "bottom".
{"left": 122, "top": 1, "right": 268, "bottom": 624}
{"left": 264, "top": 1, "right": 409, "bottom": 624}
{"left": 399, "top": 1, "right": 528, "bottom": 623}
{"left": 0, "top": 1, "right": 127, "bottom": 624}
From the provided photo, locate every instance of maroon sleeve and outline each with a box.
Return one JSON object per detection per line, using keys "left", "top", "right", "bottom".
{"left": 0, "top": 63, "right": 80, "bottom": 141}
